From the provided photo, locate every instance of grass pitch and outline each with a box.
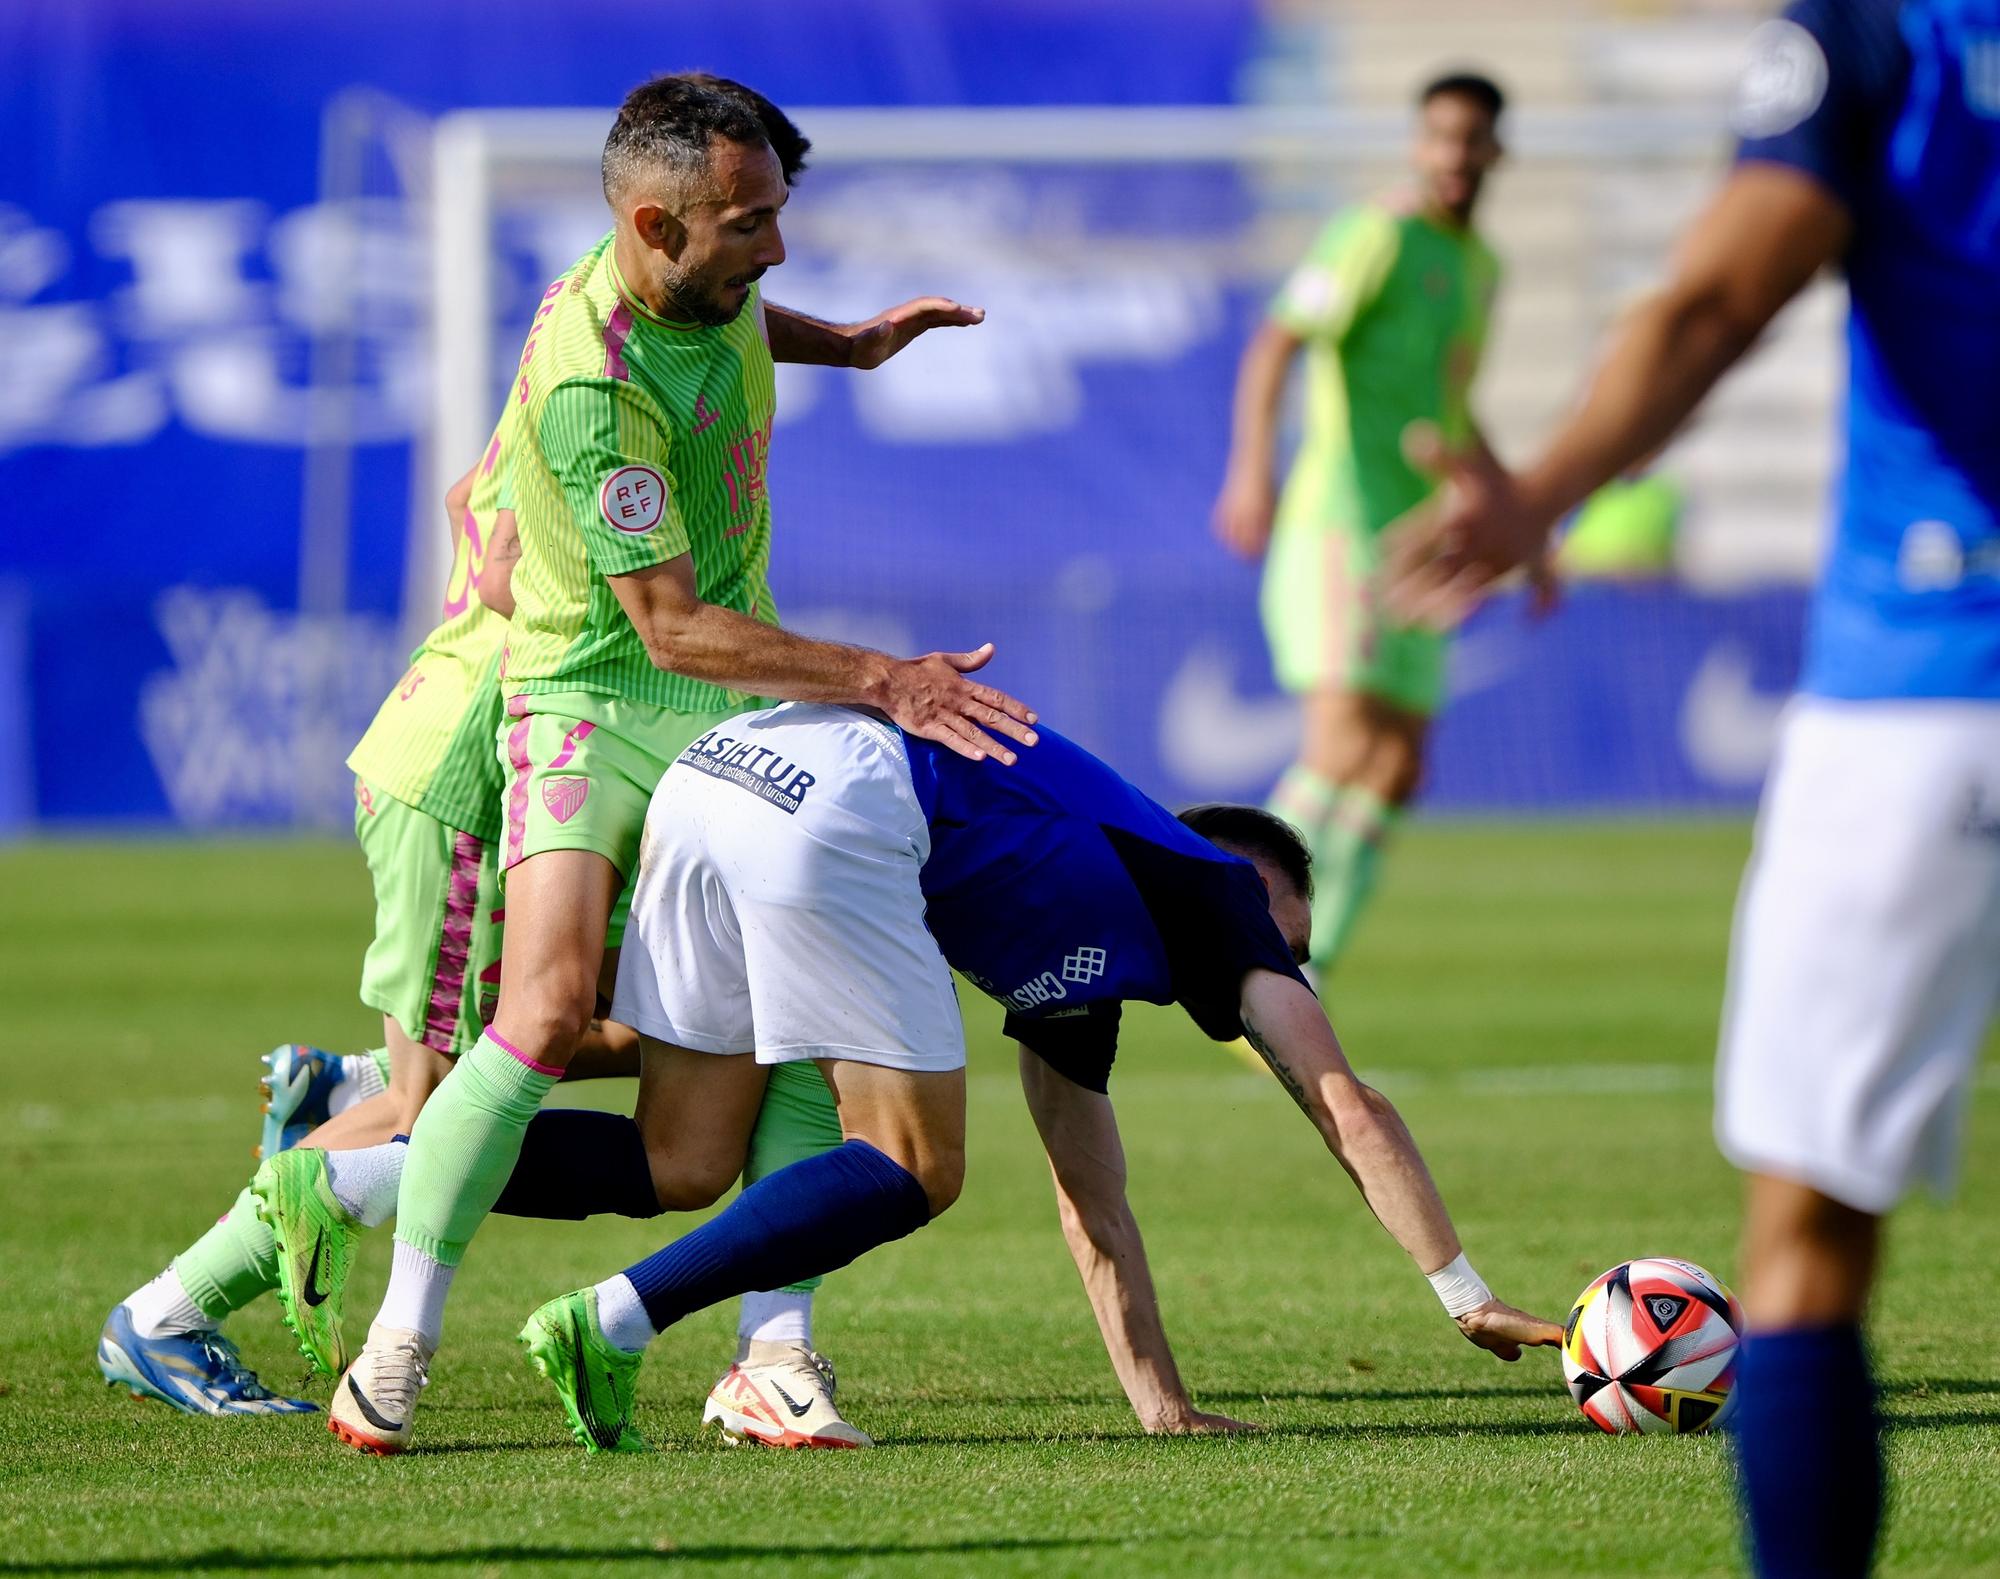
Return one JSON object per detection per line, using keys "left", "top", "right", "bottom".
{"left": 1, "top": 825, "right": 1995, "bottom": 1578}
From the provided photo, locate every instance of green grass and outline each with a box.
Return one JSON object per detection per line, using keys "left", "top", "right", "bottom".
{"left": 0, "top": 825, "right": 1995, "bottom": 1578}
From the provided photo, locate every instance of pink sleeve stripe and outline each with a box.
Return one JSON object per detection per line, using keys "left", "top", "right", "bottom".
{"left": 602, "top": 302, "right": 634, "bottom": 381}
{"left": 483, "top": 1027, "right": 564, "bottom": 1079}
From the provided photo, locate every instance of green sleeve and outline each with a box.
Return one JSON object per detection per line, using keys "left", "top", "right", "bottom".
{"left": 537, "top": 379, "right": 690, "bottom": 576}
{"left": 1268, "top": 206, "right": 1402, "bottom": 341}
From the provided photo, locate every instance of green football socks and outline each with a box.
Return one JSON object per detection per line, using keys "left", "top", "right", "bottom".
{"left": 1268, "top": 766, "right": 1402, "bottom": 975}
{"left": 743, "top": 1061, "right": 847, "bottom": 1295}
{"left": 392, "top": 1029, "right": 557, "bottom": 1267}
{"left": 172, "top": 1186, "right": 280, "bottom": 1322}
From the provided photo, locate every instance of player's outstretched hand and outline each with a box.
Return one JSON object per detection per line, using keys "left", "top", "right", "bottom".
{"left": 847, "top": 297, "right": 985, "bottom": 370}
{"left": 1453, "top": 1298, "right": 1566, "bottom": 1362}
{"left": 876, "top": 643, "right": 1038, "bottom": 765}
{"left": 1383, "top": 426, "right": 1557, "bottom": 631}
{"left": 1211, "top": 469, "right": 1277, "bottom": 560}
{"left": 1150, "top": 1408, "right": 1261, "bottom": 1436}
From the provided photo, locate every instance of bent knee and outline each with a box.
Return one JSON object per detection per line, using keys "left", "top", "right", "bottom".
{"left": 495, "top": 980, "right": 599, "bottom": 1063}
{"left": 911, "top": 1150, "right": 964, "bottom": 1218}
{"left": 648, "top": 1153, "right": 739, "bottom": 1213}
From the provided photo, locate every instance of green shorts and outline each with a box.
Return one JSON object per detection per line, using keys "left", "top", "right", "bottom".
{"left": 353, "top": 777, "right": 504, "bottom": 1056}
{"left": 499, "top": 689, "right": 753, "bottom": 946}
{"left": 1260, "top": 520, "right": 1450, "bottom": 716}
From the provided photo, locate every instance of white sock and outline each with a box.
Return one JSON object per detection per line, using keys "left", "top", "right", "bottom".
{"left": 323, "top": 1140, "right": 407, "bottom": 1228}
{"left": 328, "top": 1053, "right": 388, "bottom": 1117}
{"left": 593, "top": 1275, "right": 656, "bottom": 1354}
{"left": 126, "top": 1268, "right": 211, "bottom": 1340}
{"left": 737, "top": 1289, "right": 813, "bottom": 1347}
{"left": 377, "top": 1240, "right": 456, "bottom": 1344}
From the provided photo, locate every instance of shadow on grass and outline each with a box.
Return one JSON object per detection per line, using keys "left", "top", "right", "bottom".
{"left": 0, "top": 1534, "right": 1185, "bottom": 1575}
{"left": 1881, "top": 1377, "right": 2000, "bottom": 1399}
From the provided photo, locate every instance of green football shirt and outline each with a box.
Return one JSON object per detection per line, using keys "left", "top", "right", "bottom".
{"left": 502, "top": 232, "right": 778, "bottom": 711}
{"left": 346, "top": 410, "right": 515, "bottom": 841}
{"left": 1268, "top": 197, "right": 1500, "bottom": 538}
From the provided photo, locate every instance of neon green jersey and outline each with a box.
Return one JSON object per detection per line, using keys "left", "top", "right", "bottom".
{"left": 346, "top": 410, "right": 516, "bottom": 840}
{"left": 1268, "top": 197, "right": 1500, "bottom": 538}
{"left": 501, "top": 232, "right": 777, "bottom": 711}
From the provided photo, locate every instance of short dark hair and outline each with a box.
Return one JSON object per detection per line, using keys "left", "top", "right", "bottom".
{"left": 1177, "top": 803, "right": 1314, "bottom": 903}
{"left": 602, "top": 73, "right": 805, "bottom": 203}
{"left": 1420, "top": 70, "right": 1506, "bottom": 123}
{"left": 682, "top": 72, "right": 811, "bottom": 185}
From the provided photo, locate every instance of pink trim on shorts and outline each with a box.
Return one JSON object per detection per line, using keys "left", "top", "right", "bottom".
{"left": 484, "top": 1027, "right": 564, "bottom": 1079}
{"left": 504, "top": 697, "right": 534, "bottom": 869}
{"left": 422, "top": 831, "right": 484, "bottom": 1052}
{"left": 602, "top": 301, "right": 634, "bottom": 381}
{"left": 547, "top": 719, "right": 595, "bottom": 771}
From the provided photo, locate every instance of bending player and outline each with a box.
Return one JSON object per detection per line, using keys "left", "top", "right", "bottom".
{"left": 1212, "top": 71, "right": 1507, "bottom": 977}
{"left": 326, "top": 73, "right": 1034, "bottom": 1453}
{"left": 1384, "top": 5, "right": 1999, "bottom": 1574}
{"left": 482, "top": 703, "right": 1559, "bottom": 1456}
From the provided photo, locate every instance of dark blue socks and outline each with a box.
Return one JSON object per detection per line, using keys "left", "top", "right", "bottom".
{"left": 491, "top": 1109, "right": 660, "bottom": 1221}
{"left": 1733, "top": 1323, "right": 1882, "bottom": 1579}
{"left": 622, "top": 1139, "right": 931, "bottom": 1331}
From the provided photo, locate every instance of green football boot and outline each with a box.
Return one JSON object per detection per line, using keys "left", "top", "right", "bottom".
{"left": 251, "top": 1148, "right": 361, "bottom": 1377}
{"left": 519, "top": 1288, "right": 650, "bottom": 1454}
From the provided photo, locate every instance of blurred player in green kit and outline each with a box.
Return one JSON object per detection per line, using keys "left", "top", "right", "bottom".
{"left": 1213, "top": 71, "right": 1506, "bottom": 976}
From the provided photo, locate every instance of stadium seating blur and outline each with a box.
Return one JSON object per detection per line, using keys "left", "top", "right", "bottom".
{"left": 2, "top": 0, "right": 1832, "bottom": 832}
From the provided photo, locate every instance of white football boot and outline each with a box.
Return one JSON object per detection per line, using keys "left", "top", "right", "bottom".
{"left": 328, "top": 1323, "right": 433, "bottom": 1455}
{"left": 702, "top": 1340, "right": 871, "bottom": 1449}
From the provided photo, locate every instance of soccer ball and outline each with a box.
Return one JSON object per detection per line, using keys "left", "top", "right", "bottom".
{"left": 1561, "top": 1257, "right": 1742, "bottom": 1435}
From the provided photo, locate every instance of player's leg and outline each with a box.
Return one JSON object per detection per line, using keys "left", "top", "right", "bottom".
{"left": 589, "top": 1057, "right": 959, "bottom": 1345}
{"left": 532, "top": 1059, "right": 954, "bottom": 1452}
{"left": 379, "top": 847, "right": 618, "bottom": 1317}
{"left": 1716, "top": 699, "right": 2000, "bottom": 1578}
{"left": 1260, "top": 523, "right": 1438, "bottom": 976}
{"left": 259, "top": 797, "right": 506, "bottom": 1376}
{"left": 703, "top": 1061, "right": 855, "bottom": 1446}
{"left": 522, "top": 705, "right": 961, "bottom": 1451}
{"left": 519, "top": 1038, "right": 770, "bottom": 1453}
{"left": 331, "top": 697, "right": 674, "bottom": 1452}
{"left": 258, "top": 1043, "right": 393, "bottom": 1159}
{"left": 1273, "top": 687, "right": 1428, "bottom": 974}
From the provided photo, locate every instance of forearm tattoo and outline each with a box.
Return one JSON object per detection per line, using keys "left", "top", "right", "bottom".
{"left": 1240, "top": 1015, "right": 1314, "bottom": 1118}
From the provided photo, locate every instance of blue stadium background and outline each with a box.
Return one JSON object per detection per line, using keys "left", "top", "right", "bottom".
{"left": 0, "top": 0, "right": 1806, "bottom": 831}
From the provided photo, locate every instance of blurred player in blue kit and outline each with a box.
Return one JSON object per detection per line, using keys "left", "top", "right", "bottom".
{"left": 1386, "top": 4, "right": 2000, "bottom": 1574}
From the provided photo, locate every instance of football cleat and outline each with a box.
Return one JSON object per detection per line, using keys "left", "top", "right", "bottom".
{"left": 96, "top": 1304, "right": 316, "bottom": 1416}
{"left": 328, "top": 1323, "right": 432, "bottom": 1455}
{"left": 256, "top": 1043, "right": 344, "bottom": 1160}
{"left": 703, "top": 1340, "right": 871, "bottom": 1449}
{"left": 519, "top": 1289, "right": 649, "bottom": 1454}
{"left": 251, "top": 1148, "right": 360, "bottom": 1377}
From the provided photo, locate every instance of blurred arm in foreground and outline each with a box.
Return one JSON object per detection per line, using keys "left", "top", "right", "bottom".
{"left": 1384, "top": 163, "right": 1850, "bottom": 628}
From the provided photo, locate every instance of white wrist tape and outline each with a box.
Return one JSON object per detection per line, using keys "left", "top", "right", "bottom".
{"left": 1426, "top": 1252, "right": 1492, "bottom": 1319}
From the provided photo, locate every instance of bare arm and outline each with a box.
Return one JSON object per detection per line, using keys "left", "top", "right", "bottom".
{"left": 475, "top": 508, "right": 520, "bottom": 618}
{"left": 764, "top": 298, "right": 985, "bottom": 369}
{"left": 443, "top": 463, "right": 476, "bottom": 545}
{"left": 1017, "top": 1048, "right": 1254, "bottom": 1434}
{"left": 1238, "top": 969, "right": 1563, "bottom": 1358}
{"left": 1211, "top": 320, "right": 1304, "bottom": 559}
{"left": 1387, "top": 164, "right": 1851, "bottom": 625}
{"left": 607, "top": 557, "right": 1037, "bottom": 764}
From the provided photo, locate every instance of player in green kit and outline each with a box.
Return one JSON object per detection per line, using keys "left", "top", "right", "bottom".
{"left": 331, "top": 74, "right": 1037, "bottom": 1455}
{"left": 1213, "top": 71, "right": 1507, "bottom": 977}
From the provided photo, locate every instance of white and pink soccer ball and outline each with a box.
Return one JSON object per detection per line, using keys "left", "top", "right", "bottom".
{"left": 1561, "top": 1257, "right": 1743, "bottom": 1435}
